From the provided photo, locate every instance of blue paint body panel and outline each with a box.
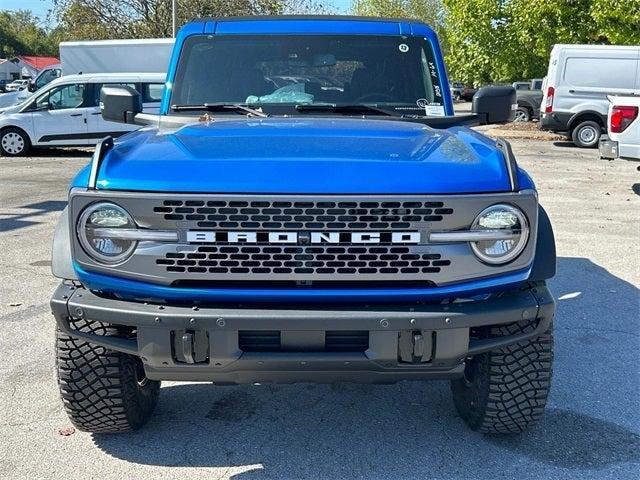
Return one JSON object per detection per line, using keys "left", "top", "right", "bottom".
{"left": 93, "top": 118, "right": 512, "bottom": 194}
{"left": 70, "top": 16, "right": 538, "bottom": 303}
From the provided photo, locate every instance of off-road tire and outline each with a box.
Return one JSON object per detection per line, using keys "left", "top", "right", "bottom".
{"left": 571, "top": 120, "right": 601, "bottom": 148}
{"left": 56, "top": 319, "right": 160, "bottom": 433}
{"left": 451, "top": 318, "right": 553, "bottom": 434}
{"left": 0, "top": 127, "right": 31, "bottom": 156}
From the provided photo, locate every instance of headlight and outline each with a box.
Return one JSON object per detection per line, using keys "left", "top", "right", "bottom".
{"left": 470, "top": 204, "right": 529, "bottom": 265}
{"left": 77, "top": 202, "right": 137, "bottom": 264}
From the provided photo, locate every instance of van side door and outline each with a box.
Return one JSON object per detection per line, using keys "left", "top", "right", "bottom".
{"left": 557, "top": 49, "right": 639, "bottom": 118}
{"left": 30, "top": 82, "right": 90, "bottom": 146}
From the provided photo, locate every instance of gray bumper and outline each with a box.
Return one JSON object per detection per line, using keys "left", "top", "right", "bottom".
{"left": 599, "top": 136, "right": 619, "bottom": 159}
{"left": 51, "top": 283, "right": 555, "bottom": 384}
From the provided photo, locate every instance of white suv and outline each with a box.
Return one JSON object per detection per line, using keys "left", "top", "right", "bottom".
{"left": 0, "top": 73, "right": 164, "bottom": 156}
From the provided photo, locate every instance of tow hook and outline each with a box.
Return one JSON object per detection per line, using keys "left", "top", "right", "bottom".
{"left": 398, "top": 330, "right": 432, "bottom": 363}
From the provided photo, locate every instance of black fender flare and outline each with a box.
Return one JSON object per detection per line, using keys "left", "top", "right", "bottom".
{"left": 567, "top": 110, "right": 607, "bottom": 131}
{"left": 530, "top": 205, "right": 556, "bottom": 281}
{"left": 51, "top": 207, "right": 78, "bottom": 280}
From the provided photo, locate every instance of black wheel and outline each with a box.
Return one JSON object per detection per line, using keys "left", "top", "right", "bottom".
{"left": 514, "top": 107, "right": 531, "bottom": 122}
{"left": 451, "top": 318, "right": 553, "bottom": 434}
{"left": 56, "top": 319, "right": 160, "bottom": 433}
{"left": 0, "top": 127, "right": 31, "bottom": 156}
{"left": 571, "top": 120, "right": 601, "bottom": 148}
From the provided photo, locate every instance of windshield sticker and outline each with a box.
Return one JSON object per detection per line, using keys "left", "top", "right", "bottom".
{"left": 425, "top": 105, "right": 445, "bottom": 117}
{"left": 416, "top": 98, "right": 428, "bottom": 108}
{"left": 398, "top": 44, "right": 409, "bottom": 53}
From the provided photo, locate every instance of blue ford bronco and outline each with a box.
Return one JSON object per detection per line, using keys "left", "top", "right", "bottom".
{"left": 51, "top": 16, "right": 556, "bottom": 434}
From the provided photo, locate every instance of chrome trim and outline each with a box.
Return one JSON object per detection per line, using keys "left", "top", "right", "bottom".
{"left": 469, "top": 204, "right": 529, "bottom": 265}
{"left": 92, "top": 228, "right": 178, "bottom": 242}
{"left": 429, "top": 229, "right": 521, "bottom": 243}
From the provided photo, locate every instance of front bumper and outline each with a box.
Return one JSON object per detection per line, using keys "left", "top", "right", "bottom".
{"left": 51, "top": 283, "right": 555, "bottom": 384}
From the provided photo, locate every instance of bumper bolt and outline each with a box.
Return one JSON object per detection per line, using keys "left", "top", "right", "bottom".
{"left": 155, "top": 317, "right": 162, "bottom": 323}
{"left": 410, "top": 318, "right": 416, "bottom": 325}
{"left": 380, "top": 318, "right": 389, "bottom": 328}
{"left": 74, "top": 307, "right": 84, "bottom": 318}
{"left": 189, "top": 318, "right": 196, "bottom": 325}
{"left": 216, "top": 318, "right": 226, "bottom": 327}
{"left": 192, "top": 306, "right": 199, "bottom": 311}
{"left": 444, "top": 317, "right": 451, "bottom": 324}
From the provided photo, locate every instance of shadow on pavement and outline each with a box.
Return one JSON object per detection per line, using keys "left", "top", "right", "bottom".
{"left": 91, "top": 257, "right": 640, "bottom": 479}
{"left": 29, "top": 147, "right": 93, "bottom": 157}
{"left": 0, "top": 200, "right": 67, "bottom": 233}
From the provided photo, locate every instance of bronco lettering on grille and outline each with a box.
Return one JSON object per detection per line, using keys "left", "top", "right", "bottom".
{"left": 186, "top": 231, "right": 421, "bottom": 244}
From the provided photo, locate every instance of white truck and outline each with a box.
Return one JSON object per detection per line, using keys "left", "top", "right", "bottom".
{"left": 599, "top": 95, "right": 640, "bottom": 161}
{"left": 0, "top": 38, "right": 174, "bottom": 109}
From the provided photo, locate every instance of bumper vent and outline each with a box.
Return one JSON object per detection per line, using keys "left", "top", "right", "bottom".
{"left": 238, "top": 330, "right": 369, "bottom": 353}
{"left": 153, "top": 199, "right": 453, "bottom": 230}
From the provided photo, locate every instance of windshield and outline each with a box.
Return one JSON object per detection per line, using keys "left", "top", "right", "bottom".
{"left": 170, "top": 34, "right": 445, "bottom": 115}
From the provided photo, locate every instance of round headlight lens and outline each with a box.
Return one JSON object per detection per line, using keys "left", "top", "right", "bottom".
{"left": 470, "top": 204, "right": 529, "bottom": 265}
{"left": 77, "top": 202, "right": 137, "bottom": 264}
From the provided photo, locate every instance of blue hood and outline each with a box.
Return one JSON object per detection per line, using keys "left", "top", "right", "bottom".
{"left": 93, "top": 117, "right": 512, "bottom": 194}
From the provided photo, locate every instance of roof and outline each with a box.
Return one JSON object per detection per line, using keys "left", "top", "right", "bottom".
{"left": 46, "top": 72, "right": 165, "bottom": 87}
{"left": 181, "top": 15, "right": 436, "bottom": 38}
{"left": 16, "top": 56, "right": 60, "bottom": 69}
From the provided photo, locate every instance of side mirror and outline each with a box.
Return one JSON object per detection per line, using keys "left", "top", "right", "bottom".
{"left": 472, "top": 86, "right": 516, "bottom": 124}
{"left": 101, "top": 85, "right": 142, "bottom": 124}
{"left": 28, "top": 82, "right": 36, "bottom": 92}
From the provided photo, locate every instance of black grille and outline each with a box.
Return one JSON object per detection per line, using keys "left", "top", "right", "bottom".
{"left": 156, "top": 245, "right": 451, "bottom": 276}
{"left": 153, "top": 199, "right": 453, "bottom": 230}
{"left": 238, "top": 330, "right": 369, "bottom": 352}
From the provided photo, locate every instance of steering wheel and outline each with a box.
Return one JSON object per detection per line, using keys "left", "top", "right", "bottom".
{"left": 353, "top": 93, "right": 396, "bottom": 103}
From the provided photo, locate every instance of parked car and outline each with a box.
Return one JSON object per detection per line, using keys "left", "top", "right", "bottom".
{"left": 515, "top": 79, "right": 544, "bottom": 122}
{"left": 50, "top": 16, "right": 557, "bottom": 436}
{"left": 28, "top": 65, "right": 62, "bottom": 92}
{"left": 0, "top": 72, "right": 164, "bottom": 156}
{"left": 450, "top": 81, "right": 464, "bottom": 100}
{"left": 5, "top": 79, "right": 30, "bottom": 92}
{"left": 540, "top": 44, "right": 640, "bottom": 147}
{"left": 599, "top": 95, "right": 640, "bottom": 161}
{"left": 512, "top": 81, "right": 531, "bottom": 90}
{"left": 0, "top": 79, "right": 9, "bottom": 93}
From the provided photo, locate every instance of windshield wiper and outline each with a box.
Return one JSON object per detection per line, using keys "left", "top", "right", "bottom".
{"left": 171, "top": 103, "right": 268, "bottom": 118}
{"left": 294, "top": 104, "right": 397, "bottom": 116}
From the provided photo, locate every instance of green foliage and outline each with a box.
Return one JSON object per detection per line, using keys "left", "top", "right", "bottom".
{"left": 352, "top": 0, "right": 448, "bottom": 51}
{"left": 51, "top": 0, "right": 332, "bottom": 41}
{"left": 0, "top": 10, "right": 59, "bottom": 57}
{"left": 443, "top": 0, "right": 640, "bottom": 85}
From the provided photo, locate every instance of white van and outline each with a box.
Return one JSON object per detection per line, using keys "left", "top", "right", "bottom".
{"left": 0, "top": 73, "right": 165, "bottom": 156}
{"left": 540, "top": 44, "right": 640, "bottom": 147}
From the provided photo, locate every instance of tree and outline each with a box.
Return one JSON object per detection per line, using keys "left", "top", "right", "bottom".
{"left": 443, "top": 0, "right": 640, "bottom": 85}
{"left": 51, "top": 0, "right": 332, "bottom": 41}
{"left": 352, "top": 0, "right": 448, "bottom": 52}
{"left": 0, "top": 10, "right": 59, "bottom": 57}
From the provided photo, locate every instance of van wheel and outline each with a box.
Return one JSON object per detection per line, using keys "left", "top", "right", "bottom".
{"left": 0, "top": 127, "right": 30, "bottom": 156}
{"left": 571, "top": 120, "right": 601, "bottom": 148}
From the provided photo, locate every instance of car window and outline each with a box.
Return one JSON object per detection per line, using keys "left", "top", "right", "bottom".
{"left": 171, "top": 34, "right": 445, "bottom": 114}
{"left": 35, "top": 68, "right": 61, "bottom": 89}
{"left": 93, "top": 83, "right": 137, "bottom": 106}
{"left": 143, "top": 83, "right": 164, "bottom": 102}
{"left": 35, "top": 83, "right": 86, "bottom": 110}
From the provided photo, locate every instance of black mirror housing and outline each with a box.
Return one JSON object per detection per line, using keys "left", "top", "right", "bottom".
{"left": 472, "top": 86, "right": 516, "bottom": 124}
{"left": 101, "top": 85, "right": 142, "bottom": 124}
{"left": 28, "top": 82, "right": 36, "bottom": 92}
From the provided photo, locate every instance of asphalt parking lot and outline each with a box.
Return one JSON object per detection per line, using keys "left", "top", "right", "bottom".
{"left": 0, "top": 139, "right": 639, "bottom": 479}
